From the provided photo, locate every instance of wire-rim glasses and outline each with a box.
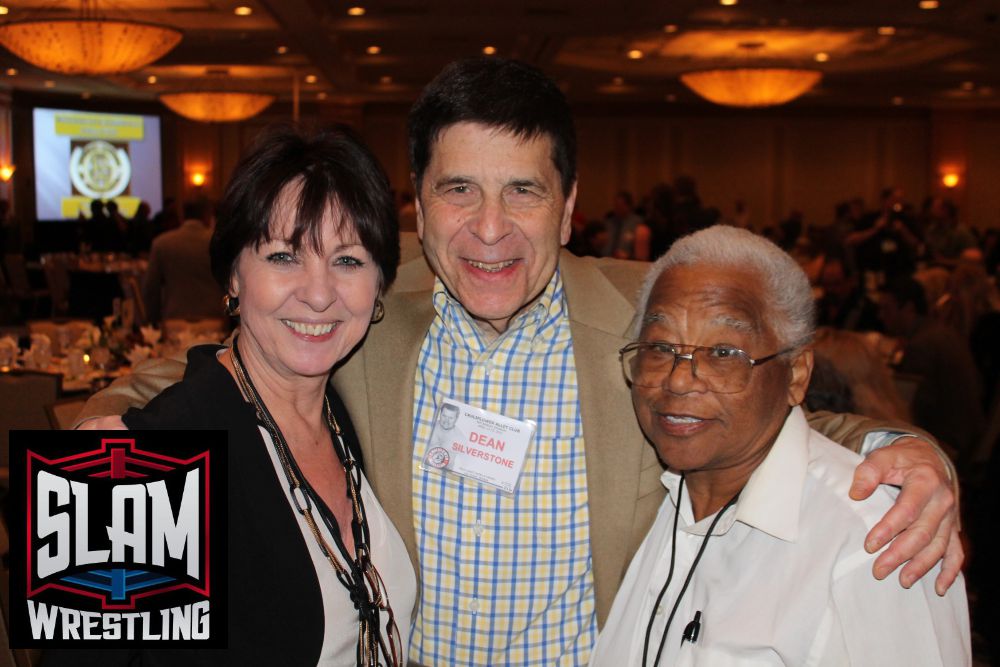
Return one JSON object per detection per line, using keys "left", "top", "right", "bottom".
{"left": 619, "top": 341, "right": 793, "bottom": 394}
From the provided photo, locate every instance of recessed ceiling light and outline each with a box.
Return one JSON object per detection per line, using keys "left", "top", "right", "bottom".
{"left": 317, "top": 92, "right": 328, "bottom": 100}
{"left": 5, "top": 67, "right": 16, "bottom": 76}
{"left": 663, "top": 24, "right": 678, "bottom": 33}
{"left": 918, "top": 0, "right": 939, "bottom": 8}
{"left": 234, "top": 6, "right": 252, "bottom": 16}
{"left": 44, "top": 80, "right": 55, "bottom": 88}
{"left": 814, "top": 52, "right": 829, "bottom": 62}
{"left": 0, "top": 6, "right": 9, "bottom": 15}
{"left": 877, "top": 26, "right": 896, "bottom": 35}
{"left": 627, "top": 49, "right": 643, "bottom": 60}
{"left": 891, "top": 95, "right": 904, "bottom": 105}
{"left": 147, "top": 75, "right": 157, "bottom": 84}
{"left": 612, "top": 76, "right": 624, "bottom": 86}
{"left": 366, "top": 45, "right": 381, "bottom": 55}
{"left": 379, "top": 75, "right": 392, "bottom": 84}
{"left": 665, "top": 93, "right": 677, "bottom": 102}
{"left": 276, "top": 45, "right": 288, "bottom": 55}
{"left": 304, "top": 74, "right": 317, "bottom": 84}
{"left": 347, "top": 6, "right": 365, "bottom": 16}
{"left": 720, "top": 0, "right": 738, "bottom": 5}
{"left": 961, "top": 80, "right": 975, "bottom": 91}
{"left": 482, "top": 45, "right": 497, "bottom": 55}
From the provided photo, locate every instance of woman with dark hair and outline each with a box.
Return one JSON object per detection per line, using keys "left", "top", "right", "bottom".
{"left": 45, "top": 126, "right": 414, "bottom": 666}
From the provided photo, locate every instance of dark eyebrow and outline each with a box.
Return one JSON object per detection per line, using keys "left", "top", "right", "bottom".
{"left": 433, "top": 176, "right": 473, "bottom": 189}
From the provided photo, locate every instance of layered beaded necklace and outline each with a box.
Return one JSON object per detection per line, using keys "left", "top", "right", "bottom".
{"left": 231, "top": 336, "right": 401, "bottom": 666}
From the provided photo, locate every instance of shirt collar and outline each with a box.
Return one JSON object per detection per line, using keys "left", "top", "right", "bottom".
{"left": 431, "top": 269, "right": 566, "bottom": 353}
{"left": 661, "top": 406, "right": 810, "bottom": 542}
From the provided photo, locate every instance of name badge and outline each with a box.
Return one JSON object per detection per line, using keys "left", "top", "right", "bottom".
{"left": 421, "top": 399, "right": 536, "bottom": 494}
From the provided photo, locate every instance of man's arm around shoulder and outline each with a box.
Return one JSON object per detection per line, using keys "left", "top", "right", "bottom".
{"left": 74, "top": 353, "right": 188, "bottom": 428}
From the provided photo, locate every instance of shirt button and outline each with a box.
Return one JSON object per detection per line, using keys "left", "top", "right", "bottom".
{"left": 469, "top": 598, "right": 479, "bottom": 614}
{"left": 474, "top": 520, "right": 485, "bottom": 537}
{"left": 483, "top": 360, "right": 494, "bottom": 374}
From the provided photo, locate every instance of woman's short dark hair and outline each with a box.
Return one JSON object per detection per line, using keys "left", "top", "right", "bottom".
{"left": 210, "top": 125, "right": 400, "bottom": 293}
{"left": 408, "top": 57, "right": 576, "bottom": 196}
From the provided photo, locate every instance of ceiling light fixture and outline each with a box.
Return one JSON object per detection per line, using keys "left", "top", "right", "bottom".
{"left": 679, "top": 42, "right": 821, "bottom": 108}
{"left": 161, "top": 92, "right": 275, "bottom": 123}
{"left": 317, "top": 91, "right": 327, "bottom": 100}
{"left": 891, "top": 95, "right": 904, "bottom": 105}
{"left": 482, "top": 45, "right": 496, "bottom": 55}
{"left": 5, "top": 67, "right": 15, "bottom": 76}
{"left": 877, "top": 26, "right": 896, "bottom": 35}
{"left": 233, "top": 6, "right": 252, "bottom": 16}
{"left": 719, "top": 0, "right": 738, "bottom": 5}
{"left": 147, "top": 74, "right": 157, "bottom": 84}
{"left": 304, "top": 74, "right": 317, "bottom": 84}
{"left": 347, "top": 6, "right": 365, "bottom": 16}
{"left": 681, "top": 68, "right": 821, "bottom": 107}
{"left": 276, "top": 45, "right": 288, "bottom": 54}
{"left": 0, "top": 6, "right": 9, "bottom": 16}
{"left": 366, "top": 45, "right": 381, "bottom": 55}
{"left": 961, "top": 81, "right": 975, "bottom": 91}
{"left": 664, "top": 24, "right": 679, "bottom": 33}
{"left": 918, "top": 0, "right": 939, "bottom": 8}
{"left": 43, "top": 80, "right": 55, "bottom": 88}
{"left": 814, "top": 52, "right": 829, "bottom": 62}
{"left": 627, "top": 49, "right": 643, "bottom": 59}
{"left": 0, "top": 1, "right": 182, "bottom": 76}
{"left": 379, "top": 75, "right": 392, "bottom": 84}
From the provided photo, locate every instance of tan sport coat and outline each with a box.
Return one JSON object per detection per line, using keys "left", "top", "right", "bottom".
{"left": 77, "top": 242, "right": 925, "bottom": 626}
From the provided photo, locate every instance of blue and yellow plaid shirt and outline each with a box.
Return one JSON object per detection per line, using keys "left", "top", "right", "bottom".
{"left": 410, "top": 269, "right": 597, "bottom": 666}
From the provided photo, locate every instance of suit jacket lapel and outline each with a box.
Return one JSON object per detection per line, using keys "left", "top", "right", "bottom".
{"left": 335, "top": 286, "right": 435, "bottom": 570}
{"left": 560, "top": 251, "right": 649, "bottom": 625}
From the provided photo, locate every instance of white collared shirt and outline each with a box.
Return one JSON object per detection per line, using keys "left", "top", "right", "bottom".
{"left": 590, "top": 407, "right": 970, "bottom": 667}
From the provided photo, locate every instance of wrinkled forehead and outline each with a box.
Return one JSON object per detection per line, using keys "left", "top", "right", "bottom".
{"left": 642, "top": 264, "right": 771, "bottom": 338}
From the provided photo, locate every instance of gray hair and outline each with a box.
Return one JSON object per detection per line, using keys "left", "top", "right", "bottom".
{"left": 634, "top": 225, "right": 816, "bottom": 347}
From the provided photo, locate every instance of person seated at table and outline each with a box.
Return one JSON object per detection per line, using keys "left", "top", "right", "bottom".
{"left": 591, "top": 225, "right": 969, "bottom": 666}
{"left": 45, "top": 126, "right": 415, "bottom": 666}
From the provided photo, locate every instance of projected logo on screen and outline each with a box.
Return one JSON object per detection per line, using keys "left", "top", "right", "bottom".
{"left": 70, "top": 140, "right": 132, "bottom": 200}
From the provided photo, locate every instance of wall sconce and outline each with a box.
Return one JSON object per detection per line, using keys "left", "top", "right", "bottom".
{"left": 941, "top": 172, "right": 960, "bottom": 188}
{"left": 0, "top": 165, "right": 15, "bottom": 182}
{"left": 190, "top": 171, "right": 206, "bottom": 187}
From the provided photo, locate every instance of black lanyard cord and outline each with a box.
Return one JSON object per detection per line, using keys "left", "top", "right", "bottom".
{"left": 642, "top": 476, "right": 741, "bottom": 667}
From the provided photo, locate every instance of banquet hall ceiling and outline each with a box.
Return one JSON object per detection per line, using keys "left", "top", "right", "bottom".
{"left": 2, "top": 0, "right": 1000, "bottom": 110}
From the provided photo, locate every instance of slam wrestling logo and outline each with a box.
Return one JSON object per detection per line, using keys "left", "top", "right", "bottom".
{"left": 8, "top": 430, "right": 227, "bottom": 648}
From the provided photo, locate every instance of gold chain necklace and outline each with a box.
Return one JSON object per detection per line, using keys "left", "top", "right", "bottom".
{"left": 230, "top": 337, "right": 401, "bottom": 666}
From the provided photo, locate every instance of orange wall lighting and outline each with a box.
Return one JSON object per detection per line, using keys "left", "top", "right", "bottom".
{"left": 0, "top": 165, "right": 14, "bottom": 182}
{"left": 941, "top": 172, "right": 960, "bottom": 188}
{"left": 190, "top": 171, "right": 206, "bottom": 187}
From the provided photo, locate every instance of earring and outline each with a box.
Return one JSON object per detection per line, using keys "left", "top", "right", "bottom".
{"left": 371, "top": 299, "right": 385, "bottom": 323}
{"left": 223, "top": 294, "right": 240, "bottom": 317}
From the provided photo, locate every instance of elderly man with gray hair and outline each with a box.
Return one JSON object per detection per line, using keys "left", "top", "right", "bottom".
{"left": 591, "top": 226, "right": 969, "bottom": 666}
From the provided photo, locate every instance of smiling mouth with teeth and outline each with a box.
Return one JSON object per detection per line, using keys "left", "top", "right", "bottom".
{"left": 467, "top": 259, "right": 516, "bottom": 273}
{"left": 664, "top": 415, "right": 704, "bottom": 424}
{"left": 282, "top": 320, "right": 337, "bottom": 336}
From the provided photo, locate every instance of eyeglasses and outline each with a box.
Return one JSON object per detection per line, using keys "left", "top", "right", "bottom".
{"left": 618, "top": 341, "right": 793, "bottom": 394}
